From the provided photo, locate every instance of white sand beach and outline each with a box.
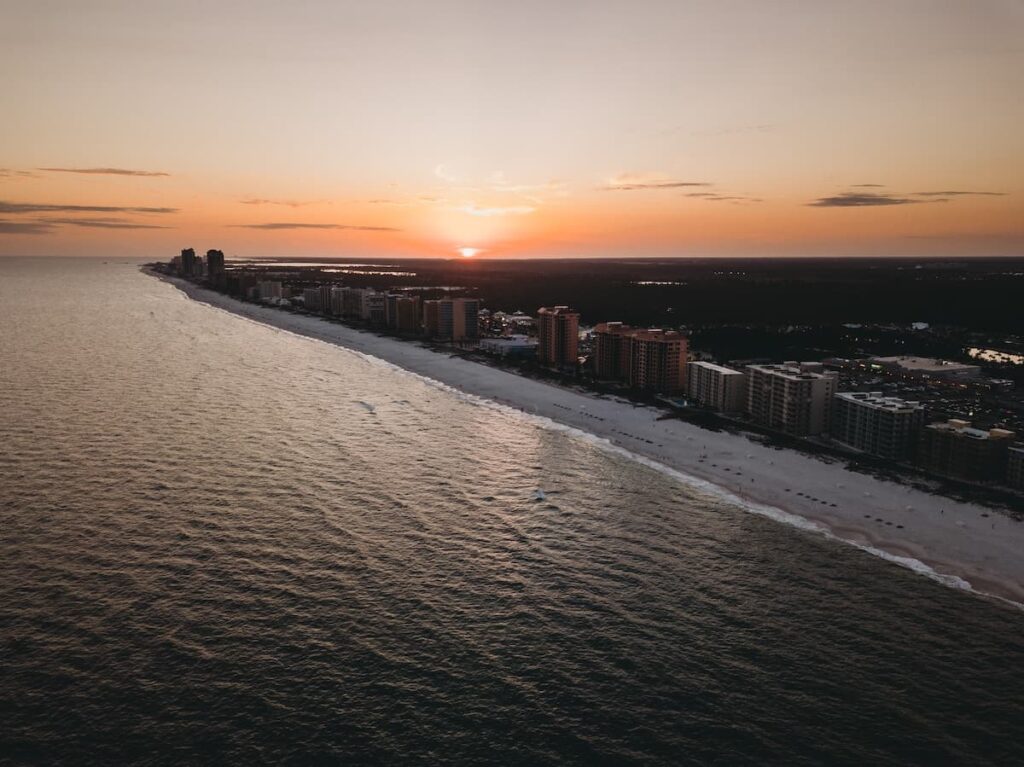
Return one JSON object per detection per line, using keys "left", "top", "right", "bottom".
{"left": 161, "top": 274, "right": 1024, "bottom": 607}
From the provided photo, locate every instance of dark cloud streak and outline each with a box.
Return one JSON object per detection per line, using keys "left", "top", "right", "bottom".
{"left": 234, "top": 222, "right": 399, "bottom": 231}
{"left": 0, "top": 169, "right": 42, "bottom": 179}
{"left": 0, "top": 220, "right": 54, "bottom": 234}
{"left": 39, "top": 167, "right": 171, "bottom": 177}
{"left": 41, "top": 217, "right": 171, "bottom": 229}
{"left": 913, "top": 190, "right": 1005, "bottom": 197}
{"left": 0, "top": 201, "right": 177, "bottom": 214}
{"left": 809, "top": 192, "right": 929, "bottom": 207}
{"left": 607, "top": 181, "right": 711, "bottom": 191}
{"left": 240, "top": 199, "right": 318, "bottom": 207}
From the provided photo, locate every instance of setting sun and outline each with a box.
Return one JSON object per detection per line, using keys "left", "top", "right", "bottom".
{"left": 458, "top": 247, "right": 481, "bottom": 258}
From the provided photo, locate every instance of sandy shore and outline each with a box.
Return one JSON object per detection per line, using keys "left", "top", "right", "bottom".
{"left": 159, "top": 274, "right": 1024, "bottom": 607}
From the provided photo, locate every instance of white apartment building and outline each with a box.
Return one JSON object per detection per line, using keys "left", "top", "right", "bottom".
{"left": 687, "top": 361, "right": 747, "bottom": 412}
{"left": 831, "top": 391, "right": 925, "bottom": 460}
{"left": 746, "top": 362, "right": 838, "bottom": 436}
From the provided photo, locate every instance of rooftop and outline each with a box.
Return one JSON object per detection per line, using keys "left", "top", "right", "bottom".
{"left": 871, "top": 356, "right": 979, "bottom": 372}
{"left": 689, "top": 360, "right": 745, "bottom": 376}
{"left": 835, "top": 391, "right": 923, "bottom": 412}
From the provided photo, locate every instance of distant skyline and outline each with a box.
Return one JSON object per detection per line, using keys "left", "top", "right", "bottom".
{"left": 2, "top": 0, "right": 1022, "bottom": 259}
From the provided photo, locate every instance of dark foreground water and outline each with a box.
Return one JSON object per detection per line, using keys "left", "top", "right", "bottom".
{"left": 2, "top": 258, "right": 1023, "bottom": 766}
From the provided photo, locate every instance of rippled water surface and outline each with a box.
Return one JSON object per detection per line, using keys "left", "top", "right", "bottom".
{"left": 2, "top": 258, "right": 1024, "bottom": 765}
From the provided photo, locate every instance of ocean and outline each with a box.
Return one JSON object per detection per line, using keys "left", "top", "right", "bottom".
{"left": 2, "top": 257, "right": 1023, "bottom": 765}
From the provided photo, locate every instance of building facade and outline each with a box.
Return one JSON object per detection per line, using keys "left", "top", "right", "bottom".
{"left": 746, "top": 362, "right": 838, "bottom": 436}
{"left": 687, "top": 361, "right": 747, "bottom": 412}
{"left": 393, "top": 296, "right": 422, "bottom": 334}
{"left": 180, "top": 248, "right": 196, "bottom": 277}
{"left": 916, "top": 420, "right": 1016, "bottom": 481}
{"left": 627, "top": 329, "right": 688, "bottom": 393}
{"left": 831, "top": 392, "right": 926, "bottom": 460}
{"left": 537, "top": 306, "right": 579, "bottom": 368}
{"left": 257, "top": 280, "right": 282, "bottom": 301}
{"left": 205, "top": 249, "right": 225, "bottom": 283}
{"left": 591, "top": 322, "right": 634, "bottom": 381}
{"left": 1007, "top": 446, "right": 1024, "bottom": 488}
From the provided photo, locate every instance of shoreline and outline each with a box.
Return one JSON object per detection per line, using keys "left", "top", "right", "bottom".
{"left": 155, "top": 272, "right": 1024, "bottom": 608}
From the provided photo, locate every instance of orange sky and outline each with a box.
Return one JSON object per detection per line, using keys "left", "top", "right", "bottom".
{"left": 2, "top": 1, "right": 1022, "bottom": 259}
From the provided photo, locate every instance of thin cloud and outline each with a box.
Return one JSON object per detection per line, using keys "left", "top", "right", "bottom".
{"left": 912, "top": 190, "right": 1006, "bottom": 197}
{"left": 605, "top": 173, "right": 710, "bottom": 191}
{"left": 851, "top": 183, "right": 886, "bottom": 188}
{"left": 456, "top": 204, "right": 536, "bottom": 217}
{"left": 240, "top": 198, "right": 319, "bottom": 207}
{"left": 690, "top": 123, "right": 775, "bottom": 137}
{"left": 234, "top": 222, "right": 399, "bottom": 231}
{"left": 690, "top": 194, "right": 762, "bottom": 204}
{"left": 0, "top": 201, "right": 177, "bottom": 214}
{"left": 41, "top": 217, "right": 171, "bottom": 229}
{"left": 0, "top": 169, "right": 41, "bottom": 179}
{"left": 434, "top": 164, "right": 458, "bottom": 182}
{"left": 808, "top": 192, "right": 929, "bottom": 207}
{"left": 0, "top": 220, "right": 54, "bottom": 234}
{"left": 685, "top": 192, "right": 762, "bottom": 203}
{"left": 38, "top": 167, "right": 171, "bottom": 177}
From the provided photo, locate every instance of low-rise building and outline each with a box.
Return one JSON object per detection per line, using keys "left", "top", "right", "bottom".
{"left": 869, "top": 356, "right": 981, "bottom": 380}
{"left": 479, "top": 336, "right": 538, "bottom": 358}
{"left": 687, "top": 361, "right": 747, "bottom": 412}
{"left": 831, "top": 392, "right": 925, "bottom": 460}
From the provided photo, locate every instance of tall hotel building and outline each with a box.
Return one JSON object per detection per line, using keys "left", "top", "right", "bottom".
{"left": 424, "top": 298, "right": 479, "bottom": 341}
{"left": 591, "top": 322, "right": 634, "bottom": 381}
{"left": 746, "top": 362, "right": 838, "bottom": 436}
{"left": 537, "top": 306, "right": 580, "bottom": 369}
{"left": 687, "top": 361, "right": 747, "bottom": 412}
{"left": 205, "top": 249, "right": 225, "bottom": 283}
{"left": 831, "top": 392, "right": 925, "bottom": 460}
{"left": 628, "top": 329, "right": 688, "bottom": 393}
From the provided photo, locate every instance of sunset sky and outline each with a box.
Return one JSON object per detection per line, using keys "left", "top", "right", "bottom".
{"left": 2, "top": 0, "right": 1022, "bottom": 259}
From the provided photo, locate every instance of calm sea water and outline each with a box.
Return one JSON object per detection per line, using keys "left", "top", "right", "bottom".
{"left": 2, "top": 257, "right": 1023, "bottom": 766}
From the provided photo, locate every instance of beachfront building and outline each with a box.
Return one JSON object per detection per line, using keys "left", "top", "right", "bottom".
{"left": 687, "top": 361, "right": 747, "bottom": 412}
{"left": 831, "top": 392, "right": 926, "bottom": 460}
{"left": 180, "top": 248, "right": 197, "bottom": 277}
{"left": 1007, "top": 446, "right": 1024, "bottom": 488}
{"left": 591, "top": 322, "right": 634, "bottom": 381}
{"left": 869, "top": 356, "right": 981, "bottom": 381}
{"left": 390, "top": 296, "right": 422, "bottom": 334}
{"left": 365, "top": 292, "right": 386, "bottom": 324}
{"left": 205, "top": 249, "right": 225, "bottom": 284}
{"left": 746, "top": 362, "right": 838, "bottom": 436}
{"left": 916, "top": 419, "right": 1016, "bottom": 482}
{"left": 423, "top": 300, "right": 440, "bottom": 338}
{"left": 590, "top": 322, "right": 689, "bottom": 394}
{"left": 424, "top": 298, "right": 479, "bottom": 341}
{"left": 479, "top": 336, "right": 538, "bottom": 358}
{"left": 330, "top": 286, "right": 346, "bottom": 316}
{"left": 302, "top": 287, "right": 321, "bottom": 312}
{"left": 257, "top": 280, "right": 283, "bottom": 301}
{"left": 628, "top": 329, "right": 688, "bottom": 393}
{"left": 537, "top": 306, "right": 580, "bottom": 369}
